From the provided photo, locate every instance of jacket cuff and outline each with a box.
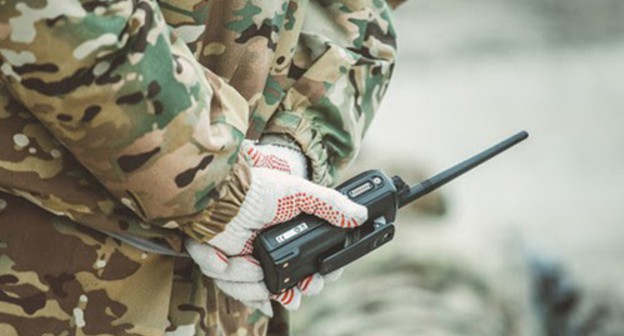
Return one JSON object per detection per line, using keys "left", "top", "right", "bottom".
{"left": 261, "top": 113, "right": 335, "bottom": 187}
{"left": 179, "top": 153, "right": 251, "bottom": 242}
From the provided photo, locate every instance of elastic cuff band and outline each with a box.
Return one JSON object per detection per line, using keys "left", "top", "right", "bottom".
{"left": 180, "top": 155, "right": 251, "bottom": 242}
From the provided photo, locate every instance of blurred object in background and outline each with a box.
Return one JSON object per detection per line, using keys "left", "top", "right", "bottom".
{"left": 293, "top": 0, "right": 624, "bottom": 335}
{"left": 530, "top": 256, "right": 624, "bottom": 336}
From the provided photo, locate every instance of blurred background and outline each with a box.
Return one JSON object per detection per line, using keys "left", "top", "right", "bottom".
{"left": 293, "top": 0, "right": 624, "bottom": 335}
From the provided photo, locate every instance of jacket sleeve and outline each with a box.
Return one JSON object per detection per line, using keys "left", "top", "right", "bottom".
{"left": 260, "top": 0, "right": 398, "bottom": 186}
{"left": 0, "top": 0, "right": 251, "bottom": 236}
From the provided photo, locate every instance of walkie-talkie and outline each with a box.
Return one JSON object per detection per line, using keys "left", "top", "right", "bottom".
{"left": 254, "top": 131, "right": 529, "bottom": 294}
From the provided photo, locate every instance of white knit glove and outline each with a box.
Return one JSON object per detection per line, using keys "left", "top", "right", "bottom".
{"left": 186, "top": 142, "right": 367, "bottom": 316}
{"left": 245, "top": 142, "right": 347, "bottom": 300}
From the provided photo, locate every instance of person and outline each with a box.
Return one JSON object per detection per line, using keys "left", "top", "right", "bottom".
{"left": 0, "top": 0, "right": 397, "bottom": 335}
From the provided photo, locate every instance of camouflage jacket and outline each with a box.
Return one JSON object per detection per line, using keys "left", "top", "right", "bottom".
{"left": 0, "top": 0, "right": 396, "bottom": 335}
{"left": 0, "top": 0, "right": 396, "bottom": 336}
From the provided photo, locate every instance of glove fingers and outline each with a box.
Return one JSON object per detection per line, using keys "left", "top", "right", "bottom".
{"left": 215, "top": 280, "right": 271, "bottom": 302}
{"left": 294, "top": 270, "right": 342, "bottom": 297}
{"left": 243, "top": 169, "right": 366, "bottom": 229}
{"left": 271, "top": 288, "right": 302, "bottom": 311}
{"left": 208, "top": 165, "right": 368, "bottom": 257}
{"left": 287, "top": 179, "right": 368, "bottom": 229}
{"left": 297, "top": 274, "right": 324, "bottom": 296}
{"left": 185, "top": 240, "right": 228, "bottom": 273}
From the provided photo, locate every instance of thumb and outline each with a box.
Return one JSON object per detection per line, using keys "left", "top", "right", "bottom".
{"left": 271, "top": 288, "right": 302, "bottom": 311}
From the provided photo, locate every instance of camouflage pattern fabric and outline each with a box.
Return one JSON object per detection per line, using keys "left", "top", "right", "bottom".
{"left": 0, "top": 0, "right": 397, "bottom": 335}
{"left": 0, "top": 193, "right": 275, "bottom": 335}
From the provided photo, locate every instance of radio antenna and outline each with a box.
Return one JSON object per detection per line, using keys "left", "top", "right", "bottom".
{"left": 398, "top": 131, "right": 528, "bottom": 208}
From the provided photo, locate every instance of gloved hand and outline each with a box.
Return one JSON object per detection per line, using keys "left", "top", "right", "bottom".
{"left": 186, "top": 142, "right": 367, "bottom": 316}
{"left": 243, "top": 142, "right": 348, "bottom": 298}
